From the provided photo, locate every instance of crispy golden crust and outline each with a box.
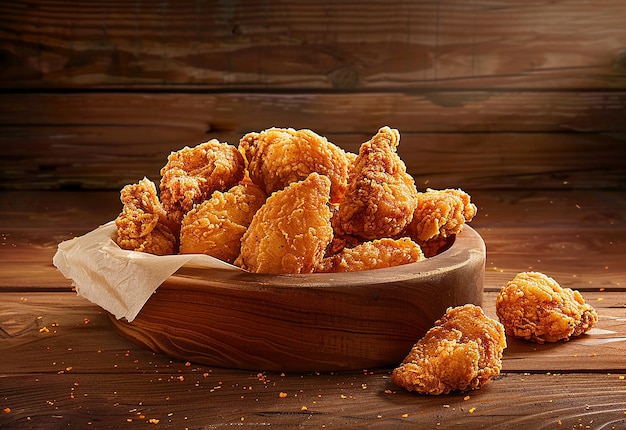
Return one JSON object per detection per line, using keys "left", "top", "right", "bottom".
{"left": 159, "top": 139, "right": 245, "bottom": 225}
{"left": 115, "top": 178, "right": 177, "bottom": 256}
{"left": 402, "top": 188, "right": 477, "bottom": 257}
{"left": 238, "top": 172, "right": 334, "bottom": 274}
{"left": 495, "top": 272, "right": 598, "bottom": 343}
{"left": 179, "top": 183, "right": 266, "bottom": 263}
{"left": 316, "top": 237, "right": 424, "bottom": 273}
{"left": 392, "top": 304, "right": 506, "bottom": 395}
{"left": 238, "top": 128, "right": 351, "bottom": 203}
{"left": 334, "top": 126, "right": 418, "bottom": 239}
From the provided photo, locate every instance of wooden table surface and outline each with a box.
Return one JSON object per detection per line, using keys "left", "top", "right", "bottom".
{"left": 1, "top": 188, "right": 624, "bottom": 429}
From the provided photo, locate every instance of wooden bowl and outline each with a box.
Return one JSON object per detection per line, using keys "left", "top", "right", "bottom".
{"left": 109, "top": 226, "right": 485, "bottom": 372}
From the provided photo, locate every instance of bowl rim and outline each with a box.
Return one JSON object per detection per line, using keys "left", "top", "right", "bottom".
{"left": 172, "top": 225, "right": 485, "bottom": 290}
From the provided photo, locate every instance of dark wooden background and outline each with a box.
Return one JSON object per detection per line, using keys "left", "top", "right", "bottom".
{"left": 1, "top": 0, "right": 625, "bottom": 192}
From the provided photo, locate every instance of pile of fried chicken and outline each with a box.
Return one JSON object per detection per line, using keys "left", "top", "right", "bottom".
{"left": 115, "top": 126, "right": 476, "bottom": 274}
{"left": 114, "top": 126, "right": 599, "bottom": 397}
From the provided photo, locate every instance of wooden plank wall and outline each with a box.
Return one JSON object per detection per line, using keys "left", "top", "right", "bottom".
{"left": 1, "top": 0, "right": 625, "bottom": 191}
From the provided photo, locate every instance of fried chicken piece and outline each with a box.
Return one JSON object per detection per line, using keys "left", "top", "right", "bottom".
{"left": 179, "top": 183, "right": 266, "bottom": 264}
{"left": 238, "top": 173, "right": 334, "bottom": 274}
{"left": 238, "top": 127, "right": 351, "bottom": 204}
{"left": 495, "top": 272, "right": 598, "bottom": 343}
{"left": 392, "top": 304, "right": 506, "bottom": 395}
{"left": 115, "top": 177, "right": 177, "bottom": 256}
{"left": 159, "top": 139, "right": 245, "bottom": 226}
{"left": 316, "top": 237, "right": 424, "bottom": 273}
{"left": 333, "top": 126, "right": 418, "bottom": 240}
{"left": 402, "top": 188, "right": 477, "bottom": 257}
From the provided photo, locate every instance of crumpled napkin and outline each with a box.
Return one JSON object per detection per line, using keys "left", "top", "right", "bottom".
{"left": 53, "top": 221, "right": 244, "bottom": 322}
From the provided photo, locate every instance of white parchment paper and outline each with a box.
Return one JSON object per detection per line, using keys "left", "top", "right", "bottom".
{"left": 53, "top": 221, "right": 244, "bottom": 322}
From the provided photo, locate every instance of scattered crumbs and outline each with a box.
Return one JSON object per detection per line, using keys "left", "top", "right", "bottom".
{"left": 599, "top": 288, "right": 605, "bottom": 292}
{"left": 84, "top": 318, "right": 90, "bottom": 324}
{"left": 148, "top": 418, "right": 159, "bottom": 424}
{"left": 463, "top": 395, "right": 471, "bottom": 401}
{"left": 39, "top": 327, "right": 49, "bottom": 333}
{"left": 340, "top": 394, "right": 347, "bottom": 399}
{"left": 279, "top": 392, "right": 288, "bottom": 398}
{"left": 3, "top": 408, "right": 10, "bottom": 414}
{"left": 384, "top": 389, "right": 392, "bottom": 395}
{"left": 557, "top": 420, "right": 562, "bottom": 425}
{"left": 361, "top": 384, "right": 367, "bottom": 390}
{"left": 597, "top": 297, "right": 604, "bottom": 301}
{"left": 178, "top": 376, "right": 184, "bottom": 382}
{"left": 301, "top": 406, "right": 308, "bottom": 411}
{"left": 401, "top": 413, "right": 409, "bottom": 418}
{"left": 185, "top": 362, "right": 191, "bottom": 367}
{"left": 377, "top": 415, "right": 382, "bottom": 419}
{"left": 442, "top": 405, "right": 450, "bottom": 408}
{"left": 468, "top": 407, "right": 476, "bottom": 414}
{"left": 618, "top": 375, "right": 624, "bottom": 380}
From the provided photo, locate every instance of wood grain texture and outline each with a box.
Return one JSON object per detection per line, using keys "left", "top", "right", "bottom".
{"left": 1, "top": 92, "right": 625, "bottom": 190}
{"left": 2, "top": 1, "right": 625, "bottom": 190}
{"left": 2, "top": 292, "right": 623, "bottom": 374}
{"left": 2, "top": 0, "right": 626, "bottom": 90}
{"left": 1, "top": 370, "right": 625, "bottom": 429}
{"left": 1, "top": 291, "right": 624, "bottom": 429}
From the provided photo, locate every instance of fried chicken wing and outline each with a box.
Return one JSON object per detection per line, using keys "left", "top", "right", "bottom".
{"left": 238, "top": 172, "right": 334, "bottom": 274}
{"left": 495, "top": 272, "right": 598, "bottom": 343}
{"left": 316, "top": 237, "right": 424, "bottom": 273}
{"left": 159, "top": 139, "right": 245, "bottom": 226}
{"left": 179, "top": 183, "right": 266, "bottom": 263}
{"left": 238, "top": 127, "right": 351, "bottom": 203}
{"left": 392, "top": 304, "right": 506, "bottom": 395}
{"left": 333, "top": 126, "right": 418, "bottom": 240}
{"left": 115, "top": 177, "right": 177, "bottom": 256}
{"left": 402, "top": 188, "right": 477, "bottom": 257}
